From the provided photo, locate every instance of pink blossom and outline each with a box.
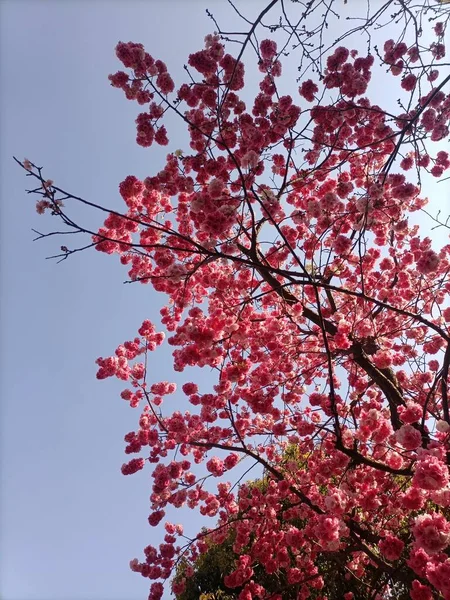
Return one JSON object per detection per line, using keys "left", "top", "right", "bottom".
{"left": 378, "top": 534, "right": 404, "bottom": 561}
{"left": 416, "top": 250, "right": 440, "bottom": 275}
{"left": 260, "top": 39, "right": 277, "bottom": 61}
{"left": 299, "top": 79, "right": 318, "bottom": 102}
{"left": 333, "top": 234, "right": 352, "bottom": 255}
{"left": 436, "top": 420, "right": 450, "bottom": 433}
{"left": 413, "top": 513, "right": 450, "bottom": 554}
{"left": 410, "top": 580, "right": 433, "bottom": 600}
{"left": 121, "top": 458, "right": 145, "bottom": 475}
{"left": 241, "top": 150, "right": 260, "bottom": 169}
{"left": 206, "top": 457, "right": 225, "bottom": 476}
{"left": 400, "top": 402, "right": 423, "bottom": 424}
{"left": 427, "top": 559, "right": 450, "bottom": 599}
{"left": 395, "top": 424, "right": 422, "bottom": 450}
{"left": 413, "top": 455, "right": 449, "bottom": 490}
{"left": 401, "top": 74, "right": 417, "bottom": 92}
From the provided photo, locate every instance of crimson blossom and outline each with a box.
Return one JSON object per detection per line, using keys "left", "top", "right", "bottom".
{"left": 18, "top": 0, "right": 450, "bottom": 599}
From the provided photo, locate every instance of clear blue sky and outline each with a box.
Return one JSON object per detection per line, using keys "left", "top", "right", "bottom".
{"left": 1, "top": 2, "right": 448, "bottom": 600}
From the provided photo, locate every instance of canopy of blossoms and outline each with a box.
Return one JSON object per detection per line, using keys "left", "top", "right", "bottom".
{"left": 18, "top": 1, "right": 450, "bottom": 598}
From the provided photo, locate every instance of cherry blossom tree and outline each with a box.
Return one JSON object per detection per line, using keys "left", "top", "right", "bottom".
{"left": 17, "top": 0, "right": 450, "bottom": 598}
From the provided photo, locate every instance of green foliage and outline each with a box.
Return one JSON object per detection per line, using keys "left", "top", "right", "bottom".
{"left": 173, "top": 533, "right": 236, "bottom": 600}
